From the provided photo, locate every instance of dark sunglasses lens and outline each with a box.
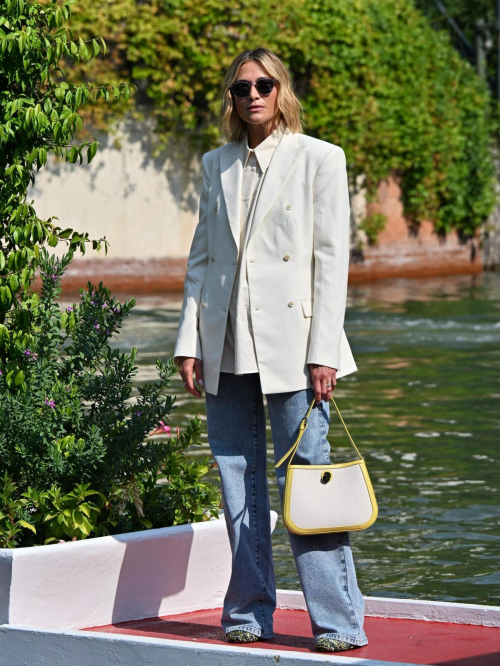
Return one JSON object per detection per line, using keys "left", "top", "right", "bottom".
{"left": 231, "top": 82, "right": 251, "bottom": 97}
{"left": 256, "top": 79, "right": 275, "bottom": 95}
{"left": 231, "top": 79, "right": 276, "bottom": 97}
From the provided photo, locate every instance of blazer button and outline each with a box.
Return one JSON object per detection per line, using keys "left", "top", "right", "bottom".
{"left": 210, "top": 256, "right": 215, "bottom": 262}
{"left": 286, "top": 204, "right": 291, "bottom": 210}
{"left": 288, "top": 301, "right": 294, "bottom": 307}
{"left": 201, "top": 302, "right": 207, "bottom": 308}
{"left": 283, "top": 254, "right": 290, "bottom": 261}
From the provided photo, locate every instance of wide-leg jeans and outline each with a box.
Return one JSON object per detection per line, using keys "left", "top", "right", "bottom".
{"left": 205, "top": 371, "right": 368, "bottom": 645}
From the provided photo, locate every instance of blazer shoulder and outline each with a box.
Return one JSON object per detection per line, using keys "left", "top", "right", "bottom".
{"left": 202, "top": 142, "right": 233, "bottom": 166}
{"left": 295, "top": 132, "right": 345, "bottom": 161}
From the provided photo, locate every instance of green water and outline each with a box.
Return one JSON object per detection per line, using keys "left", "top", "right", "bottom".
{"left": 112, "top": 273, "right": 500, "bottom": 606}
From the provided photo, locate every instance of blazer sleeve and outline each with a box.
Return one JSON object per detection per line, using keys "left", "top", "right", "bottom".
{"left": 306, "top": 145, "right": 350, "bottom": 371}
{"left": 173, "top": 152, "right": 211, "bottom": 360}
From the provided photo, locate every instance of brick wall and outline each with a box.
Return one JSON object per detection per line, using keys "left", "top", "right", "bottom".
{"left": 349, "top": 175, "right": 481, "bottom": 282}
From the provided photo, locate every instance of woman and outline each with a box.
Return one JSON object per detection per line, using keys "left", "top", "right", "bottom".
{"left": 174, "top": 47, "right": 367, "bottom": 653}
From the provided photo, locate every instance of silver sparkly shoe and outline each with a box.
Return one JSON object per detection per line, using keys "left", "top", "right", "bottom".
{"left": 315, "top": 637, "right": 357, "bottom": 652}
{"left": 226, "top": 629, "right": 260, "bottom": 644}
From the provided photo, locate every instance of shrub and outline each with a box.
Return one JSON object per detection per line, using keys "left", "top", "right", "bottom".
{"left": 0, "top": 250, "right": 221, "bottom": 548}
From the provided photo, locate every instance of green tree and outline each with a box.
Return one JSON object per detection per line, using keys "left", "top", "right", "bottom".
{"left": 414, "top": 0, "right": 494, "bottom": 74}
{"left": 0, "top": 0, "right": 132, "bottom": 384}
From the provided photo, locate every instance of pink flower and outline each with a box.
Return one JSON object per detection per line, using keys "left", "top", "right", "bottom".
{"left": 150, "top": 421, "right": 171, "bottom": 436}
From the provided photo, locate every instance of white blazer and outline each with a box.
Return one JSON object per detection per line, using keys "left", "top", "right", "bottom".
{"left": 174, "top": 129, "right": 357, "bottom": 396}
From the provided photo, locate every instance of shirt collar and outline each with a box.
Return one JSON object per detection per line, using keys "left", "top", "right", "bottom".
{"left": 243, "top": 124, "right": 289, "bottom": 171}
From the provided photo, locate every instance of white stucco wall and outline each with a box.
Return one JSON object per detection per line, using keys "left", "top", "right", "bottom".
{"left": 29, "top": 119, "right": 208, "bottom": 260}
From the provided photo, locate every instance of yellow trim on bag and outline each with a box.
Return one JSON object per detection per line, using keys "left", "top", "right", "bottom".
{"left": 275, "top": 397, "right": 363, "bottom": 469}
{"left": 276, "top": 397, "right": 378, "bottom": 535}
{"left": 288, "top": 459, "right": 362, "bottom": 470}
{"left": 282, "top": 462, "right": 379, "bottom": 535}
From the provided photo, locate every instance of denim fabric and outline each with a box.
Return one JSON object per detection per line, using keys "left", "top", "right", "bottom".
{"left": 205, "top": 372, "right": 368, "bottom": 645}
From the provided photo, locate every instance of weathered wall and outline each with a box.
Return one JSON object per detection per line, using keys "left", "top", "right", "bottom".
{"left": 349, "top": 175, "right": 481, "bottom": 282}
{"left": 30, "top": 119, "right": 204, "bottom": 260}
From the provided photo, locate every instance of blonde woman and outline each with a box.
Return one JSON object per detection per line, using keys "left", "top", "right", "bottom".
{"left": 174, "top": 47, "right": 366, "bottom": 653}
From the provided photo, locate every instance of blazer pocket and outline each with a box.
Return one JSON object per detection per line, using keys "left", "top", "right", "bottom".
{"left": 300, "top": 299, "right": 313, "bottom": 318}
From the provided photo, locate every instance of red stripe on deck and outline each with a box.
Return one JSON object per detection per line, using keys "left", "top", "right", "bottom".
{"left": 84, "top": 608, "right": 500, "bottom": 665}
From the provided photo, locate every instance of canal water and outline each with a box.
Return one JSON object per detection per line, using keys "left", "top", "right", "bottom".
{"left": 110, "top": 273, "right": 500, "bottom": 606}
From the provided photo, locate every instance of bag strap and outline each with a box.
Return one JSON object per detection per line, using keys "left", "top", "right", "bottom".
{"left": 275, "top": 397, "right": 363, "bottom": 469}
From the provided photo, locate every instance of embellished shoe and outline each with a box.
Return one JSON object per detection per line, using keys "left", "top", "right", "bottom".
{"left": 315, "top": 637, "right": 357, "bottom": 652}
{"left": 226, "top": 629, "right": 260, "bottom": 644}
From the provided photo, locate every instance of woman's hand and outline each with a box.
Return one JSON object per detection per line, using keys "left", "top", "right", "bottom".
{"left": 309, "top": 364, "right": 337, "bottom": 404}
{"left": 174, "top": 356, "right": 204, "bottom": 398}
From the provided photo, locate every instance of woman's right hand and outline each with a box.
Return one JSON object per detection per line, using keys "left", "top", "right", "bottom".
{"left": 174, "top": 356, "right": 204, "bottom": 398}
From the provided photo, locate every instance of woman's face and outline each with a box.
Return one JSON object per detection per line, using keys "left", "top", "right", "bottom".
{"left": 231, "top": 61, "right": 280, "bottom": 128}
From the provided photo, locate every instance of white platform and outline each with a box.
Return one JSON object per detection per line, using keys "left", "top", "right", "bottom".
{"left": 0, "top": 512, "right": 278, "bottom": 630}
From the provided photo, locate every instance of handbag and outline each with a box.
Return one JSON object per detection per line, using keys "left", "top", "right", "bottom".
{"left": 275, "top": 396, "right": 378, "bottom": 535}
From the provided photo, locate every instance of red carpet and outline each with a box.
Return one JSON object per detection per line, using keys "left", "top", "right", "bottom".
{"left": 84, "top": 607, "right": 500, "bottom": 665}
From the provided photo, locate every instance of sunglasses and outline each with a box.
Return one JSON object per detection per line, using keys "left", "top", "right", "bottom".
{"left": 229, "top": 77, "right": 278, "bottom": 98}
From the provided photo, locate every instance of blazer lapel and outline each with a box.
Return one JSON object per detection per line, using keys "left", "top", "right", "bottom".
{"left": 218, "top": 130, "right": 303, "bottom": 251}
{"left": 248, "top": 130, "right": 303, "bottom": 244}
{"left": 219, "top": 139, "right": 245, "bottom": 251}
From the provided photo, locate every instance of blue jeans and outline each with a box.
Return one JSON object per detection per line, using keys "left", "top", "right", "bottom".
{"left": 205, "top": 371, "right": 368, "bottom": 645}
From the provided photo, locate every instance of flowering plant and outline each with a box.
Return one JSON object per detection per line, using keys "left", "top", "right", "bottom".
{"left": 0, "top": 252, "right": 221, "bottom": 548}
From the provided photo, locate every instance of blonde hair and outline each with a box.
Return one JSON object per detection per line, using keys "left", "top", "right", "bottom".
{"left": 218, "top": 48, "right": 304, "bottom": 143}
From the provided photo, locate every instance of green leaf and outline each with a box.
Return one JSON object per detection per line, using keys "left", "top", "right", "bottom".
{"left": 79, "top": 519, "right": 91, "bottom": 536}
{"left": 87, "top": 141, "right": 98, "bottom": 163}
{"left": 68, "top": 146, "right": 78, "bottom": 163}
{"left": 18, "top": 520, "right": 36, "bottom": 534}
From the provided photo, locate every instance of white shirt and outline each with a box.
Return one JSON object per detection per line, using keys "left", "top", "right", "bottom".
{"left": 220, "top": 124, "right": 288, "bottom": 374}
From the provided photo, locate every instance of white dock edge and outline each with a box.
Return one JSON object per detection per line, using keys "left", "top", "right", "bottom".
{"left": 277, "top": 590, "right": 500, "bottom": 627}
{"left": 0, "top": 624, "right": 425, "bottom": 666}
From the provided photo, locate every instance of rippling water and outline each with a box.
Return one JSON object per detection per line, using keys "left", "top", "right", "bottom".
{"left": 105, "top": 273, "right": 500, "bottom": 605}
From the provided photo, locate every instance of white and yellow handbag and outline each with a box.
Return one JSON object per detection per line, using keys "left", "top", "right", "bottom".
{"left": 275, "top": 397, "right": 378, "bottom": 535}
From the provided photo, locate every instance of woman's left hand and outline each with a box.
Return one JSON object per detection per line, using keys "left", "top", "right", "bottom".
{"left": 309, "top": 364, "right": 337, "bottom": 404}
